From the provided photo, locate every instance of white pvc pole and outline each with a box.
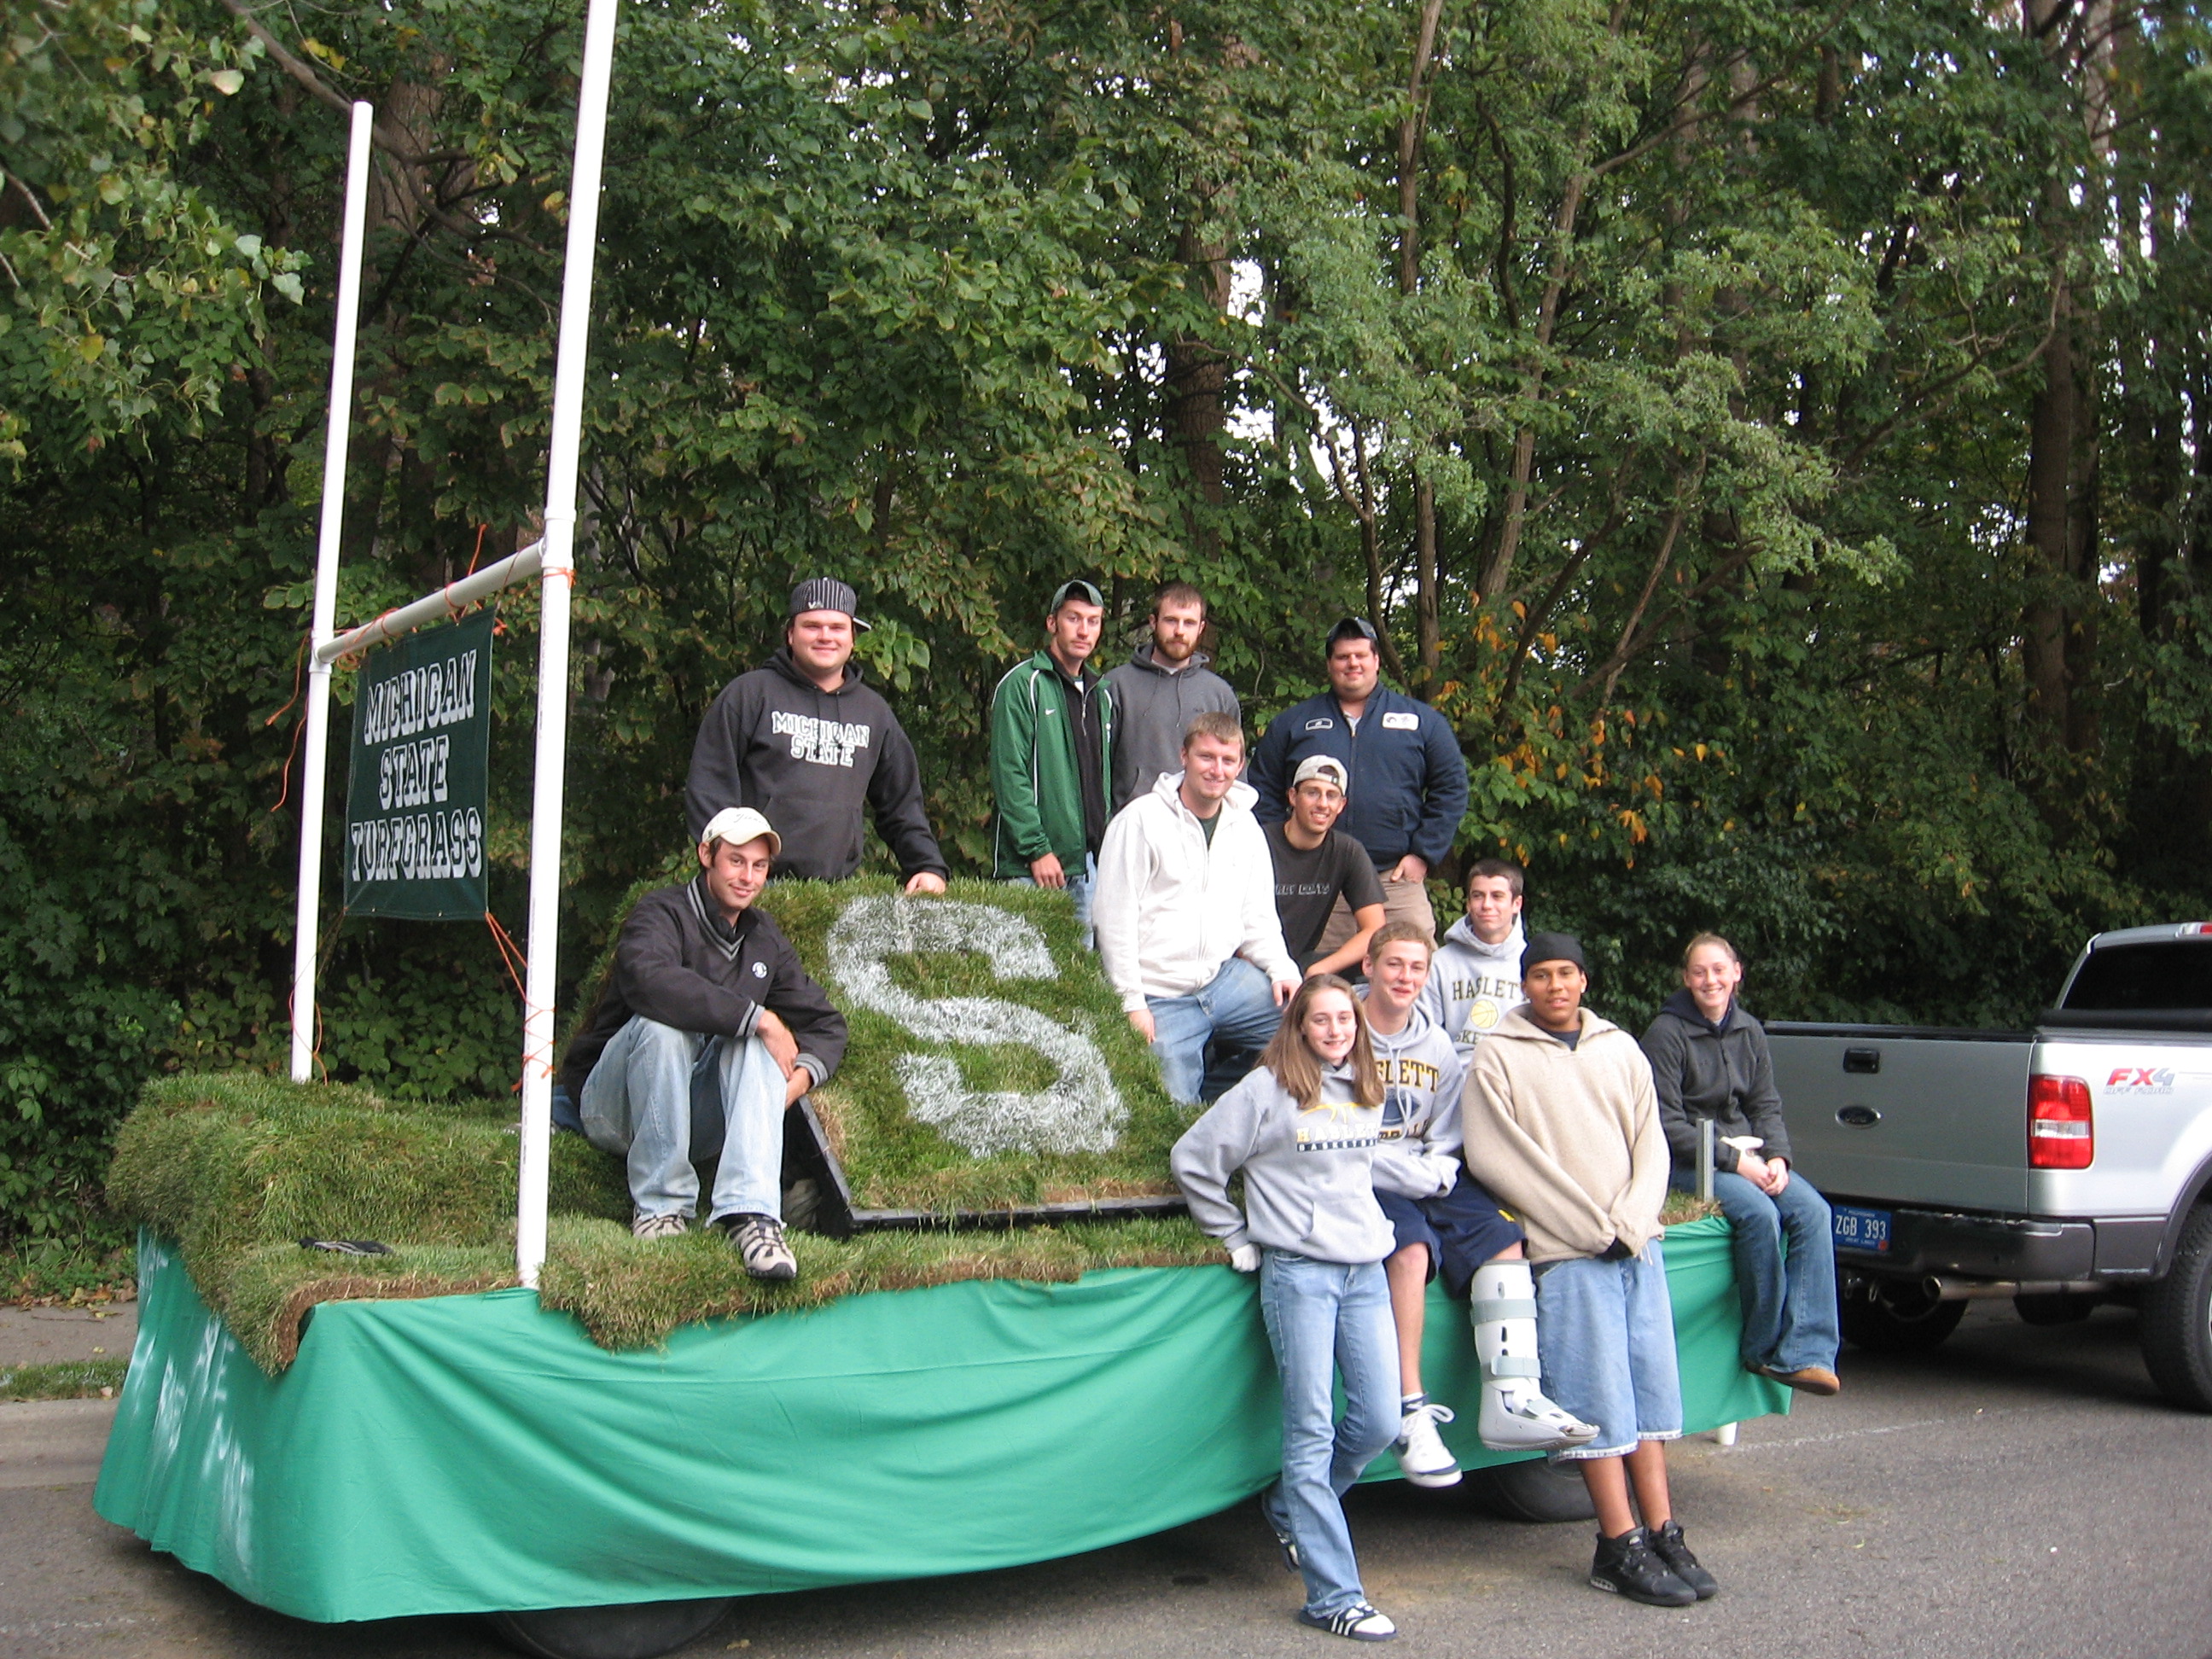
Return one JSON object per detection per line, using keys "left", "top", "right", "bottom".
{"left": 289, "top": 102, "right": 376, "bottom": 1084}
{"left": 516, "top": 0, "right": 621, "bottom": 1287}
{"left": 315, "top": 542, "right": 544, "bottom": 666}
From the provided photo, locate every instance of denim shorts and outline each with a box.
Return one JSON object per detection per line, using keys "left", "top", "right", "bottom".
{"left": 1532, "top": 1244, "right": 1683, "bottom": 1462}
{"left": 1373, "top": 1175, "right": 1523, "bottom": 1298}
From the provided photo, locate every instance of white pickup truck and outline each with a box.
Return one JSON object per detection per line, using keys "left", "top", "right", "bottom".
{"left": 1767, "top": 923, "right": 2212, "bottom": 1411}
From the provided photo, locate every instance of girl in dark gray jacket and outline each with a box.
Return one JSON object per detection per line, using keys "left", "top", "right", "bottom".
{"left": 1639, "top": 934, "right": 1840, "bottom": 1394}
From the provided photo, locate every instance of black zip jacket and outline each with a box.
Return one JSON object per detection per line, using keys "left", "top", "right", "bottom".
{"left": 684, "top": 649, "right": 948, "bottom": 882}
{"left": 1637, "top": 990, "right": 1794, "bottom": 1173}
{"left": 559, "top": 878, "right": 848, "bottom": 1097}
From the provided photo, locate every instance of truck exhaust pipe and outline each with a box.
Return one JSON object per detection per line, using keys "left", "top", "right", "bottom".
{"left": 1921, "top": 1276, "right": 2104, "bottom": 1301}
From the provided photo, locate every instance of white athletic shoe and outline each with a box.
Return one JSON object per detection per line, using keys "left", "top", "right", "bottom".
{"left": 1477, "top": 1382, "right": 1599, "bottom": 1452}
{"left": 1394, "top": 1398, "right": 1464, "bottom": 1487}
{"left": 631, "top": 1211, "right": 690, "bottom": 1240}
{"left": 1298, "top": 1601, "right": 1398, "bottom": 1641}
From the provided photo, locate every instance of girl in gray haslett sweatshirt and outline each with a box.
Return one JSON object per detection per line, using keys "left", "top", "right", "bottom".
{"left": 1169, "top": 1035, "right": 1394, "bottom": 1263}
{"left": 1169, "top": 977, "right": 1402, "bottom": 1640}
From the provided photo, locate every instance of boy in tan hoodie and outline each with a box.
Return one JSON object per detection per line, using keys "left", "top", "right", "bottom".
{"left": 1462, "top": 932, "right": 1719, "bottom": 1610}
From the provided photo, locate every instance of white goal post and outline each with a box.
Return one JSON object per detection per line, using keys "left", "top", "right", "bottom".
{"left": 288, "top": 0, "right": 623, "bottom": 1289}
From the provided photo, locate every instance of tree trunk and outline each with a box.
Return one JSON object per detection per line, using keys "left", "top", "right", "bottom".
{"left": 1166, "top": 219, "right": 1231, "bottom": 549}
{"left": 1399, "top": 0, "right": 1445, "bottom": 684}
{"left": 2022, "top": 271, "right": 2075, "bottom": 740}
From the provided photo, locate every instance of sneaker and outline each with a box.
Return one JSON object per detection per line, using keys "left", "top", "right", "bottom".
{"left": 1260, "top": 1493, "right": 1300, "bottom": 1574}
{"left": 1394, "top": 1398, "right": 1463, "bottom": 1487}
{"left": 1296, "top": 1601, "right": 1397, "bottom": 1641}
{"left": 1763, "top": 1365, "right": 1842, "bottom": 1396}
{"left": 1649, "top": 1519, "right": 1719, "bottom": 1599}
{"left": 631, "top": 1211, "right": 689, "bottom": 1240}
{"left": 1589, "top": 1527, "right": 1697, "bottom": 1607}
{"left": 716, "top": 1212, "right": 797, "bottom": 1280}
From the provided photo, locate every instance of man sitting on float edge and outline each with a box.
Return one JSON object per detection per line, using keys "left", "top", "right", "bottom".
{"left": 558, "top": 808, "right": 848, "bottom": 1279}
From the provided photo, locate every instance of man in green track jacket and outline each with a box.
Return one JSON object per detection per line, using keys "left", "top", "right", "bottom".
{"left": 990, "top": 578, "right": 1117, "bottom": 943}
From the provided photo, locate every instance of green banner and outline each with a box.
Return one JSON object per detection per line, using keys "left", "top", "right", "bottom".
{"left": 343, "top": 611, "right": 493, "bottom": 920}
{"left": 95, "top": 1220, "right": 1785, "bottom": 1622}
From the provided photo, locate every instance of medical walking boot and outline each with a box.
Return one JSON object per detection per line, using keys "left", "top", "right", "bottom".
{"left": 1469, "top": 1261, "right": 1599, "bottom": 1451}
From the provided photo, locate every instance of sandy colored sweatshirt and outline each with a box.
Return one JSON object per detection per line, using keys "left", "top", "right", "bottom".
{"left": 1459, "top": 1007, "right": 1669, "bottom": 1262}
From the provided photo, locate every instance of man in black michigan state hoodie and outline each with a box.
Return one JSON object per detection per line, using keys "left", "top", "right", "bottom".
{"left": 684, "top": 578, "right": 950, "bottom": 891}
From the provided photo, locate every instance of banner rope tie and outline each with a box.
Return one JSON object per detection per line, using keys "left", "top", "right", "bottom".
{"left": 266, "top": 634, "right": 311, "bottom": 814}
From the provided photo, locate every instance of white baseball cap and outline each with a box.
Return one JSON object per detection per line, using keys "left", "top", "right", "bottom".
{"left": 1292, "top": 755, "right": 1349, "bottom": 794}
{"left": 698, "top": 806, "right": 781, "bottom": 856}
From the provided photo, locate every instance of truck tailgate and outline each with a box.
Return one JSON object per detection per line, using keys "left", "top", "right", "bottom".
{"left": 1767, "top": 1024, "right": 2033, "bottom": 1211}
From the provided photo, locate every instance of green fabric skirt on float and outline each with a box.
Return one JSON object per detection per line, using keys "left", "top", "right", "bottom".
{"left": 96, "top": 1221, "right": 1788, "bottom": 1623}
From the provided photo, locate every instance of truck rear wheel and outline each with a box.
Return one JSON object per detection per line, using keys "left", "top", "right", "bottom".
{"left": 1839, "top": 1279, "right": 1965, "bottom": 1353}
{"left": 2142, "top": 1205, "right": 2212, "bottom": 1412}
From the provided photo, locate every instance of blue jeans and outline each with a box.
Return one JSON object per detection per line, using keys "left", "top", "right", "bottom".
{"left": 1257, "top": 1252, "right": 1399, "bottom": 1620}
{"left": 579, "top": 1016, "right": 787, "bottom": 1222}
{"left": 1675, "top": 1167, "right": 1841, "bottom": 1374}
{"left": 1146, "top": 957, "right": 1284, "bottom": 1104}
{"left": 1010, "top": 851, "right": 1097, "bottom": 947}
{"left": 1533, "top": 1245, "right": 1684, "bottom": 1462}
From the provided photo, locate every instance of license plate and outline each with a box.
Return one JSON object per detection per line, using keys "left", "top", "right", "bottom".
{"left": 1832, "top": 1205, "right": 1892, "bottom": 1253}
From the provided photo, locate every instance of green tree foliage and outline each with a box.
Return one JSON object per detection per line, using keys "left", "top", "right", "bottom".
{"left": 3, "top": 0, "right": 2209, "bottom": 1237}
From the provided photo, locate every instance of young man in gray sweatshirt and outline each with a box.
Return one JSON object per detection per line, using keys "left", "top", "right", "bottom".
{"left": 1362, "top": 922, "right": 1595, "bottom": 1491}
{"left": 1417, "top": 858, "right": 1528, "bottom": 1057}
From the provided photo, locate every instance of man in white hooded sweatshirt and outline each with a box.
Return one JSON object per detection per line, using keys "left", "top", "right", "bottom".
{"left": 1418, "top": 858, "right": 1528, "bottom": 1057}
{"left": 1095, "top": 711, "right": 1301, "bottom": 1103}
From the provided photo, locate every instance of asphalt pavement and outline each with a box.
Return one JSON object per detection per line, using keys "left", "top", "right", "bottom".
{"left": 2, "top": 1299, "right": 2208, "bottom": 1659}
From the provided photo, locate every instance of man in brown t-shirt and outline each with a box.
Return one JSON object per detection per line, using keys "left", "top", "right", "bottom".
{"left": 1264, "top": 756, "right": 1386, "bottom": 977}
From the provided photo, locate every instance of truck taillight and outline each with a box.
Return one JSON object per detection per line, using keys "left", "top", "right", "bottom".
{"left": 2029, "top": 1074, "right": 2093, "bottom": 1169}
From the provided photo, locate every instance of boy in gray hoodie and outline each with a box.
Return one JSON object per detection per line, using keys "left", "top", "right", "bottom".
{"left": 1362, "top": 923, "right": 1596, "bottom": 1492}
{"left": 1417, "top": 859, "right": 1528, "bottom": 1057}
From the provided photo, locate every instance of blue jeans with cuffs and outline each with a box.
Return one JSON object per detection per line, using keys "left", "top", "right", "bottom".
{"left": 1672, "top": 1166, "right": 1841, "bottom": 1374}
{"left": 1256, "top": 1250, "right": 1400, "bottom": 1620}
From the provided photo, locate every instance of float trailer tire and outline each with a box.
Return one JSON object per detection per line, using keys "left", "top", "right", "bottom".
{"left": 487, "top": 1598, "right": 735, "bottom": 1659}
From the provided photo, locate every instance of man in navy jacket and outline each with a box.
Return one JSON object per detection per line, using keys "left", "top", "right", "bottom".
{"left": 1249, "top": 618, "right": 1467, "bottom": 952}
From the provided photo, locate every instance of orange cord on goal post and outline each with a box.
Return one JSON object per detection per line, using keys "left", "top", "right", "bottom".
{"left": 485, "top": 911, "right": 561, "bottom": 1096}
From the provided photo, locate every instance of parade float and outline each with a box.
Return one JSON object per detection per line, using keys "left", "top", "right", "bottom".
{"left": 90, "top": 11, "right": 1785, "bottom": 1654}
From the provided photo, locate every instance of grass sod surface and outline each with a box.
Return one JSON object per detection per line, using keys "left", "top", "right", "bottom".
{"left": 754, "top": 877, "right": 1190, "bottom": 1212}
{"left": 567, "top": 871, "right": 1192, "bottom": 1213}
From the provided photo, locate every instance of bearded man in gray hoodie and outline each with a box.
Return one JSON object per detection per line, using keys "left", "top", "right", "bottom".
{"left": 1417, "top": 858, "right": 1528, "bottom": 1057}
{"left": 1103, "top": 581, "right": 1241, "bottom": 813}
